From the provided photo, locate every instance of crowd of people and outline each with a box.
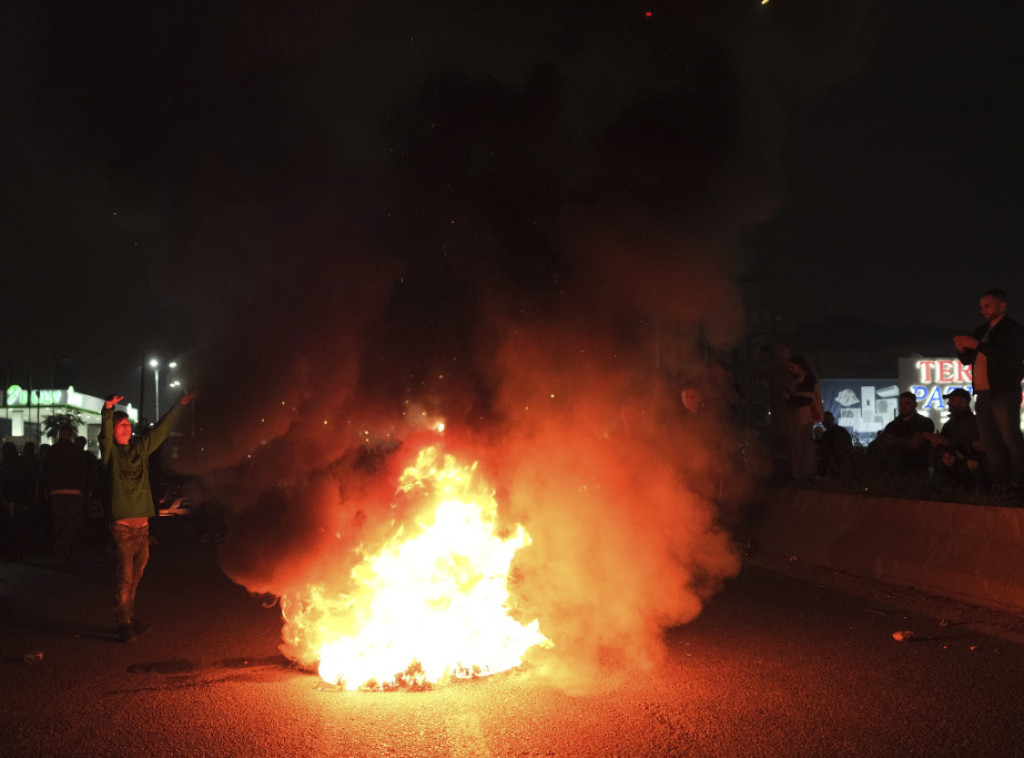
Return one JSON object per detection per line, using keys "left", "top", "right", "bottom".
{"left": 772, "top": 288, "right": 1024, "bottom": 499}
{"left": 1, "top": 430, "right": 99, "bottom": 563}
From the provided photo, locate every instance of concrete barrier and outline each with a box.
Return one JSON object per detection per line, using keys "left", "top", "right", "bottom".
{"left": 751, "top": 487, "right": 1024, "bottom": 616}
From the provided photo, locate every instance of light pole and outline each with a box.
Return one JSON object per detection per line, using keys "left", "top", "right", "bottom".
{"left": 149, "top": 358, "right": 160, "bottom": 420}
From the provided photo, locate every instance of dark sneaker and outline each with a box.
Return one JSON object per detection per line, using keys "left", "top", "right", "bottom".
{"left": 118, "top": 623, "right": 138, "bottom": 644}
{"left": 131, "top": 619, "right": 152, "bottom": 636}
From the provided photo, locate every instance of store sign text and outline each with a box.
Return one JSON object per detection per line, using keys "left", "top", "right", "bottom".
{"left": 6, "top": 385, "right": 84, "bottom": 408}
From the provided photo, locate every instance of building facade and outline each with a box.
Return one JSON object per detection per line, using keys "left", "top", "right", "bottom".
{"left": 1, "top": 384, "right": 139, "bottom": 452}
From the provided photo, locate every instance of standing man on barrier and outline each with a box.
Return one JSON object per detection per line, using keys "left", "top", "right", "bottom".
{"left": 954, "top": 288, "right": 1024, "bottom": 491}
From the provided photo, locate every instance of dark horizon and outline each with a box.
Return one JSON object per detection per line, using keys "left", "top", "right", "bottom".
{"left": 4, "top": 1, "right": 1023, "bottom": 404}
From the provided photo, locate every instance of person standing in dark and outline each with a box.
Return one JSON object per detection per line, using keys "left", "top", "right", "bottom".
{"left": 1, "top": 442, "right": 28, "bottom": 561}
{"left": 41, "top": 425, "right": 91, "bottom": 564}
{"left": 17, "top": 442, "right": 45, "bottom": 547}
{"left": 760, "top": 344, "right": 794, "bottom": 478}
{"left": 818, "top": 412, "right": 853, "bottom": 480}
{"left": 783, "top": 353, "right": 822, "bottom": 479}
{"left": 954, "top": 289, "right": 1024, "bottom": 490}
{"left": 100, "top": 390, "right": 197, "bottom": 642}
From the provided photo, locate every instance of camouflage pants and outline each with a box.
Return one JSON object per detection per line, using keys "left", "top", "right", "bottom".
{"left": 110, "top": 522, "right": 150, "bottom": 625}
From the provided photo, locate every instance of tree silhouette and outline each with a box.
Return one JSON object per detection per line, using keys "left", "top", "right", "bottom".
{"left": 43, "top": 408, "right": 84, "bottom": 440}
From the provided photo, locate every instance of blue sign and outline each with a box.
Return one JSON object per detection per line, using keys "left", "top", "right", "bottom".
{"left": 818, "top": 379, "right": 900, "bottom": 446}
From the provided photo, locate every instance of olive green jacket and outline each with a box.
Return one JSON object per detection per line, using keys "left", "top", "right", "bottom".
{"left": 100, "top": 403, "right": 185, "bottom": 520}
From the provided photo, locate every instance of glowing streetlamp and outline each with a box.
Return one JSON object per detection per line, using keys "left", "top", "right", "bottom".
{"left": 149, "top": 358, "right": 160, "bottom": 420}
{"left": 167, "top": 362, "right": 181, "bottom": 407}
{"left": 166, "top": 363, "right": 195, "bottom": 435}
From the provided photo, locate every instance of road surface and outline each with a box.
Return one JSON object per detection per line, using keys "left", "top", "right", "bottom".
{"left": 2, "top": 533, "right": 1023, "bottom": 757}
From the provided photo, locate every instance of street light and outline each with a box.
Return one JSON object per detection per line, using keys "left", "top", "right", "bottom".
{"left": 167, "top": 362, "right": 181, "bottom": 404}
{"left": 149, "top": 358, "right": 160, "bottom": 420}
{"left": 166, "top": 363, "right": 194, "bottom": 435}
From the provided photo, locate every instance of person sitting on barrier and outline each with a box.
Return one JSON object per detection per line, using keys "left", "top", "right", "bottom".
{"left": 923, "top": 388, "right": 988, "bottom": 489}
{"left": 818, "top": 412, "right": 853, "bottom": 480}
{"left": 879, "top": 392, "right": 935, "bottom": 476}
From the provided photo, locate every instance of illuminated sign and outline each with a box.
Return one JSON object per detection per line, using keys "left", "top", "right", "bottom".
{"left": 3, "top": 384, "right": 138, "bottom": 423}
{"left": 902, "top": 359, "right": 973, "bottom": 409}
{"left": 898, "top": 357, "right": 979, "bottom": 430}
{"left": 6, "top": 385, "right": 85, "bottom": 408}
{"left": 819, "top": 379, "right": 900, "bottom": 446}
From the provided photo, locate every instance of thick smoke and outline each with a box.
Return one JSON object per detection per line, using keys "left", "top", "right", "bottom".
{"left": 179, "top": 209, "right": 755, "bottom": 687}
{"left": 484, "top": 319, "right": 743, "bottom": 685}
{"left": 166, "top": 1, "right": 792, "bottom": 687}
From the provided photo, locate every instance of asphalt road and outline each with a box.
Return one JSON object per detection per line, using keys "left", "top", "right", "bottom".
{"left": 2, "top": 528, "right": 1023, "bottom": 757}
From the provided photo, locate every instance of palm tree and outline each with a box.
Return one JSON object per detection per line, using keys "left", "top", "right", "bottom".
{"left": 43, "top": 409, "right": 84, "bottom": 440}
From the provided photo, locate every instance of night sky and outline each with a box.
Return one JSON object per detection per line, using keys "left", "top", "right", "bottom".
{"left": 749, "top": 1, "right": 1024, "bottom": 332}
{"left": 5, "top": 0, "right": 1024, "bottom": 402}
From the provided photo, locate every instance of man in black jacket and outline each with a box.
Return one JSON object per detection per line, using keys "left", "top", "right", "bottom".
{"left": 41, "top": 424, "right": 91, "bottom": 563}
{"left": 954, "top": 289, "right": 1024, "bottom": 489}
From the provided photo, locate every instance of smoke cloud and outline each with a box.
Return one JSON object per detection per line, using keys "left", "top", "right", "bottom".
{"left": 163, "top": 1, "right": 795, "bottom": 688}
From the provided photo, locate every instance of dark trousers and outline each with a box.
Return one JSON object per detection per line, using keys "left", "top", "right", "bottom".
{"left": 111, "top": 522, "right": 149, "bottom": 625}
{"left": 51, "top": 492, "right": 85, "bottom": 555}
{"left": 974, "top": 391, "right": 1024, "bottom": 487}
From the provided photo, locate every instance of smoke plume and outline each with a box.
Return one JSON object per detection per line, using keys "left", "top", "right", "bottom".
{"left": 166, "top": 1, "right": 796, "bottom": 688}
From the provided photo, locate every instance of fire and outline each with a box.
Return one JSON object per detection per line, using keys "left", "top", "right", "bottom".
{"left": 280, "top": 444, "right": 551, "bottom": 690}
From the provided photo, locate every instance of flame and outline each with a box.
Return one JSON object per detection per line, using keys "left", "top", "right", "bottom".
{"left": 280, "top": 444, "right": 551, "bottom": 690}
